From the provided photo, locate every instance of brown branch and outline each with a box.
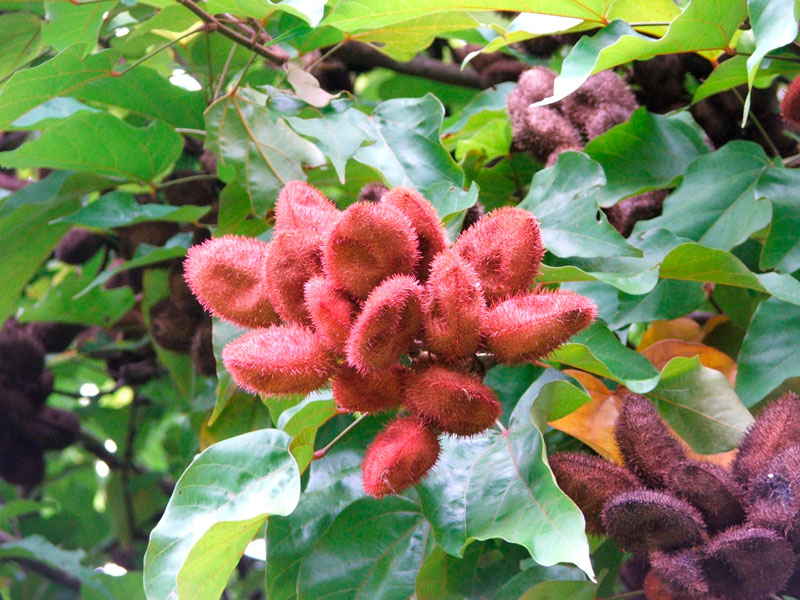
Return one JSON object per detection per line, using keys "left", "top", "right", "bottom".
{"left": 0, "top": 530, "right": 81, "bottom": 592}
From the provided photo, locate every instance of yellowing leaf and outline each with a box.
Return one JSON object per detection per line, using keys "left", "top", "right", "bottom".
{"left": 637, "top": 317, "right": 703, "bottom": 350}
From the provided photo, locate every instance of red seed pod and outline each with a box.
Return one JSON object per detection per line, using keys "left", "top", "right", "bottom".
{"left": 423, "top": 249, "right": 485, "bottom": 360}
{"left": 549, "top": 452, "right": 643, "bottom": 535}
{"left": 183, "top": 235, "right": 279, "bottom": 329}
{"left": 453, "top": 206, "right": 544, "bottom": 304}
{"left": 323, "top": 202, "right": 420, "bottom": 300}
{"left": 362, "top": 416, "right": 440, "bottom": 497}
{"left": 222, "top": 325, "right": 333, "bottom": 395}
{"left": 345, "top": 275, "right": 423, "bottom": 373}
{"left": 303, "top": 275, "right": 356, "bottom": 353}
{"left": 666, "top": 461, "right": 746, "bottom": 534}
{"left": 332, "top": 364, "right": 407, "bottom": 413}
{"left": 781, "top": 76, "right": 800, "bottom": 128}
{"left": 481, "top": 290, "right": 597, "bottom": 364}
{"left": 381, "top": 187, "right": 448, "bottom": 281}
{"left": 264, "top": 230, "right": 325, "bottom": 324}
{"left": 275, "top": 180, "right": 341, "bottom": 235}
{"left": 403, "top": 364, "right": 501, "bottom": 436}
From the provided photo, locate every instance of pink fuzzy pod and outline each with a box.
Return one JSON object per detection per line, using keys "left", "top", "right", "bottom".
{"left": 403, "top": 364, "right": 501, "bottom": 436}
{"left": 274, "top": 180, "right": 341, "bottom": 235}
{"left": 264, "top": 230, "right": 325, "bottom": 325}
{"left": 183, "top": 235, "right": 279, "bottom": 329}
{"left": 322, "top": 202, "right": 420, "bottom": 300}
{"left": 381, "top": 187, "right": 448, "bottom": 281}
{"left": 345, "top": 275, "right": 423, "bottom": 373}
{"left": 423, "top": 249, "right": 485, "bottom": 360}
{"left": 222, "top": 325, "right": 333, "bottom": 395}
{"left": 362, "top": 416, "right": 440, "bottom": 497}
{"left": 482, "top": 290, "right": 597, "bottom": 364}
{"left": 782, "top": 76, "right": 800, "bottom": 128}
{"left": 454, "top": 206, "right": 544, "bottom": 304}
{"left": 303, "top": 275, "right": 356, "bottom": 353}
{"left": 332, "top": 364, "right": 407, "bottom": 414}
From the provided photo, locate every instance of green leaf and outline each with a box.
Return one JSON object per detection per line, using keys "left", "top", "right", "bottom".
{"left": 758, "top": 167, "right": 800, "bottom": 272}
{"left": 0, "top": 534, "right": 95, "bottom": 581}
{"left": 277, "top": 390, "right": 337, "bottom": 437}
{"left": 11, "top": 97, "right": 100, "bottom": 129}
{"left": 200, "top": 392, "right": 272, "bottom": 447}
{"left": 647, "top": 357, "right": 754, "bottom": 453}
{"left": 610, "top": 279, "right": 707, "bottom": 328}
{"left": 444, "top": 83, "right": 514, "bottom": 134}
{"left": 0, "top": 112, "right": 182, "bottom": 183}
{"left": 82, "top": 572, "right": 146, "bottom": 600}
{"left": 0, "top": 12, "right": 43, "bottom": 81}
{"left": 495, "top": 565, "right": 588, "bottom": 600}
{"left": 42, "top": 0, "right": 114, "bottom": 53}
{"left": 519, "top": 152, "right": 638, "bottom": 258}
{"left": 520, "top": 580, "right": 598, "bottom": 600}
{"left": 736, "top": 297, "right": 800, "bottom": 406}
{"left": 692, "top": 54, "right": 778, "bottom": 103}
{"left": 532, "top": 380, "right": 592, "bottom": 422}
{"left": 143, "top": 429, "right": 301, "bottom": 600}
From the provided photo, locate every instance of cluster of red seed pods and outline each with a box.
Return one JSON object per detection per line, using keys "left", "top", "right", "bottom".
{"left": 184, "top": 181, "right": 597, "bottom": 497}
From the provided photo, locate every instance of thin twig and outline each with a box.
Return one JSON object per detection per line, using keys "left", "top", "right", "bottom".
{"left": 0, "top": 530, "right": 81, "bottom": 592}
{"left": 305, "top": 41, "right": 346, "bottom": 73}
{"left": 174, "top": 128, "right": 207, "bottom": 137}
{"left": 731, "top": 86, "right": 781, "bottom": 156}
{"left": 213, "top": 41, "right": 238, "bottom": 100}
{"left": 121, "top": 396, "right": 140, "bottom": 540}
{"left": 111, "top": 27, "right": 205, "bottom": 76}
{"left": 313, "top": 414, "right": 368, "bottom": 460}
{"left": 156, "top": 173, "right": 217, "bottom": 188}
{"left": 729, "top": 49, "right": 800, "bottom": 65}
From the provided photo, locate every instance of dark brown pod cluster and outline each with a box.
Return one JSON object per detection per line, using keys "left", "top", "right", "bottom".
{"left": 185, "top": 181, "right": 597, "bottom": 497}
{"left": 551, "top": 392, "right": 800, "bottom": 600}
{"left": 54, "top": 228, "right": 106, "bottom": 264}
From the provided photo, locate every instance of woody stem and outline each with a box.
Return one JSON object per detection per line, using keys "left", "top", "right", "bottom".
{"left": 313, "top": 413, "right": 368, "bottom": 460}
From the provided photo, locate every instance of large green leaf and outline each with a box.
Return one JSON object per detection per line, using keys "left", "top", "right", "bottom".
{"left": 495, "top": 565, "right": 588, "bottom": 600}
{"left": 0, "top": 12, "right": 43, "bottom": 81}
{"left": 692, "top": 54, "right": 781, "bottom": 103}
{"left": 520, "top": 580, "right": 598, "bottom": 600}
{"left": 143, "top": 429, "right": 301, "bottom": 600}
{"left": 41, "top": 0, "right": 114, "bottom": 53}
{"left": 736, "top": 297, "right": 800, "bottom": 406}
{"left": 610, "top": 279, "right": 707, "bottom": 328}
{"left": 757, "top": 168, "right": 800, "bottom": 273}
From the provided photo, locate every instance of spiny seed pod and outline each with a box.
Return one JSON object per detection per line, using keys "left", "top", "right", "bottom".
{"left": 345, "top": 275, "right": 423, "bottom": 373}
{"left": 116, "top": 221, "right": 178, "bottom": 260}
{"left": 323, "top": 202, "right": 420, "bottom": 300}
{"left": 222, "top": 325, "right": 334, "bottom": 395}
{"left": 423, "top": 249, "right": 485, "bottom": 360}
{"left": 482, "top": 290, "right": 597, "bottom": 364}
{"left": 601, "top": 489, "right": 706, "bottom": 555}
{"left": 26, "top": 322, "right": 85, "bottom": 354}
{"left": 381, "top": 187, "right": 448, "bottom": 281}
{"left": 666, "top": 461, "right": 745, "bottom": 533}
{"left": 560, "top": 70, "right": 638, "bottom": 140}
{"left": 148, "top": 297, "right": 201, "bottom": 353}
{"left": 22, "top": 406, "right": 80, "bottom": 451}
{"left": 747, "top": 445, "right": 800, "bottom": 538}
{"left": 362, "top": 416, "right": 440, "bottom": 497}
{"left": 274, "top": 180, "right": 341, "bottom": 235}
{"left": 511, "top": 106, "right": 584, "bottom": 166}
{"left": 615, "top": 395, "right": 687, "bottom": 488}
{"left": 191, "top": 319, "right": 216, "bottom": 377}
{"left": 332, "top": 365, "right": 407, "bottom": 413}
{"left": 700, "top": 526, "right": 795, "bottom": 600}
{"left": 733, "top": 392, "right": 800, "bottom": 489}
{"left": 403, "top": 364, "right": 501, "bottom": 436}
{"left": 781, "top": 76, "right": 800, "bottom": 128}
{"left": 184, "top": 235, "right": 279, "bottom": 329}
{"left": 479, "top": 59, "right": 527, "bottom": 88}
{"left": 0, "top": 331, "right": 45, "bottom": 385}
{"left": 604, "top": 190, "right": 667, "bottom": 238}
{"left": 506, "top": 66, "right": 557, "bottom": 124}
{"left": 162, "top": 169, "right": 217, "bottom": 207}
{"left": 0, "top": 435, "right": 44, "bottom": 489}
{"left": 454, "top": 206, "right": 544, "bottom": 304}
{"left": 264, "top": 230, "right": 325, "bottom": 325}
{"left": 303, "top": 276, "right": 356, "bottom": 353}
{"left": 357, "top": 182, "right": 388, "bottom": 203}
{"left": 0, "top": 387, "right": 42, "bottom": 423}
{"left": 549, "top": 452, "right": 642, "bottom": 534}
{"left": 461, "top": 201, "right": 485, "bottom": 232}
{"left": 54, "top": 228, "right": 105, "bottom": 264}
{"left": 169, "top": 262, "right": 204, "bottom": 316}
{"left": 647, "top": 551, "right": 710, "bottom": 600}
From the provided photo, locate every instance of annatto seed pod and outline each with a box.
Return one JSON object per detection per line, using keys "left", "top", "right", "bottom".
{"left": 169, "top": 262, "right": 204, "bottom": 316}
{"left": 362, "top": 416, "right": 440, "bottom": 497}
{"left": 601, "top": 489, "right": 706, "bottom": 555}
{"left": 22, "top": 406, "right": 81, "bottom": 450}
{"left": 264, "top": 230, "right": 325, "bottom": 324}
{"left": 323, "top": 202, "right": 420, "bottom": 300}
{"left": 423, "top": 249, "right": 485, "bottom": 360}
{"left": 191, "top": 319, "right": 216, "bottom": 377}
{"left": 183, "top": 235, "right": 279, "bottom": 329}
{"left": 403, "top": 364, "right": 501, "bottom": 436}
{"left": 747, "top": 444, "right": 800, "bottom": 539}
{"left": 162, "top": 169, "right": 217, "bottom": 207}
{"left": 511, "top": 106, "right": 584, "bottom": 166}
{"left": 26, "top": 322, "right": 85, "bottom": 354}
{"left": 479, "top": 59, "right": 528, "bottom": 88}
{"left": 54, "top": 228, "right": 105, "bottom": 264}
{"left": 0, "top": 330, "right": 45, "bottom": 386}
{"left": 274, "top": 181, "right": 341, "bottom": 235}
{"left": 560, "top": 70, "right": 638, "bottom": 140}
{"left": 549, "top": 452, "right": 643, "bottom": 535}
{"left": 482, "top": 290, "right": 597, "bottom": 364}
{"left": 453, "top": 207, "right": 544, "bottom": 304}
{"left": 733, "top": 392, "right": 800, "bottom": 489}
{"left": 116, "top": 221, "right": 179, "bottom": 260}
{"left": 357, "top": 182, "right": 388, "bottom": 203}
{"left": 781, "top": 76, "right": 800, "bottom": 128}
{"left": 222, "top": 325, "right": 333, "bottom": 395}
{"left": 332, "top": 365, "right": 407, "bottom": 413}
{"left": 303, "top": 276, "right": 356, "bottom": 353}
{"left": 666, "top": 461, "right": 746, "bottom": 533}
{"left": 0, "top": 434, "right": 45, "bottom": 489}
{"left": 700, "top": 526, "right": 795, "bottom": 600}
{"left": 647, "top": 551, "right": 711, "bottom": 600}
{"left": 506, "top": 67, "right": 557, "bottom": 124}
{"left": 615, "top": 395, "right": 687, "bottom": 488}
{"left": 148, "top": 297, "right": 201, "bottom": 353}
{"left": 345, "top": 275, "right": 423, "bottom": 372}
{"left": 381, "top": 187, "right": 448, "bottom": 281}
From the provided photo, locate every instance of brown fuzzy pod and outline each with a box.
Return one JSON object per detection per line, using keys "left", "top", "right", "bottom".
{"left": 54, "top": 228, "right": 105, "bottom": 264}
{"left": 362, "top": 416, "right": 440, "bottom": 497}
{"left": 332, "top": 365, "right": 407, "bottom": 414}
{"left": 191, "top": 319, "right": 216, "bottom": 376}
{"left": 303, "top": 275, "right": 356, "bottom": 353}
{"left": 264, "top": 230, "right": 325, "bottom": 325}
{"left": 615, "top": 395, "right": 687, "bottom": 488}
{"left": 22, "top": 406, "right": 80, "bottom": 450}
{"left": 666, "top": 461, "right": 746, "bottom": 533}
{"left": 560, "top": 70, "right": 638, "bottom": 139}
{"left": 747, "top": 444, "right": 800, "bottom": 541}
{"left": 169, "top": 262, "right": 204, "bottom": 316}
{"left": 274, "top": 180, "right": 341, "bottom": 235}
{"left": 646, "top": 552, "right": 710, "bottom": 600}
{"left": 27, "top": 322, "right": 85, "bottom": 354}
{"left": 549, "top": 452, "right": 642, "bottom": 534}
{"left": 781, "top": 76, "right": 800, "bottom": 128}
{"left": 403, "top": 364, "right": 501, "bottom": 436}
{"left": 506, "top": 66, "right": 558, "bottom": 123}
{"left": 357, "top": 182, "right": 388, "bottom": 203}
{"left": 148, "top": 297, "right": 202, "bottom": 353}
{"left": 601, "top": 489, "right": 706, "bottom": 555}
{"left": 511, "top": 106, "right": 584, "bottom": 166}
{"left": 0, "top": 434, "right": 45, "bottom": 490}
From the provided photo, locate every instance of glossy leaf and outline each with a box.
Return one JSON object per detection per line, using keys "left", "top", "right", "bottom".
{"left": 758, "top": 167, "right": 800, "bottom": 272}
{"left": 520, "top": 580, "right": 598, "bottom": 600}
{"left": 277, "top": 391, "right": 338, "bottom": 437}
{"left": 0, "top": 12, "right": 43, "bottom": 81}
{"left": 42, "top": 0, "right": 114, "bottom": 53}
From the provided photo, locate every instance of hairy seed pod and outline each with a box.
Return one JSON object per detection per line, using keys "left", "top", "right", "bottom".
{"left": 275, "top": 180, "right": 341, "bottom": 235}
{"left": 323, "top": 202, "right": 420, "bottom": 300}
{"left": 666, "top": 461, "right": 746, "bottom": 533}
{"left": 162, "top": 169, "right": 217, "bottom": 207}
{"left": 619, "top": 557, "right": 649, "bottom": 595}
{"left": 116, "top": 220, "right": 179, "bottom": 260}
{"left": 454, "top": 207, "right": 544, "bottom": 304}
{"left": 54, "top": 228, "right": 105, "bottom": 265}
{"left": 303, "top": 275, "right": 356, "bottom": 353}
{"left": 482, "top": 290, "right": 597, "bottom": 363}
{"left": 615, "top": 395, "right": 687, "bottom": 488}
{"left": 169, "top": 262, "right": 204, "bottom": 316}
{"left": 22, "top": 406, "right": 81, "bottom": 451}
{"left": 191, "top": 319, "right": 216, "bottom": 377}
{"left": 747, "top": 444, "right": 800, "bottom": 540}
{"left": 0, "top": 434, "right": 45, "bottom": 490}
{"left": 332, "top": 365, "right": 407, "bottom": 413}
{"left": 511, "top": 106, "right": 584, "bottom": 166}
{"left": 357, "top": 182, "right": 389, "bottom": 203}
{"left": 184, "top": 235, "right": 279, "bottom": 329}
{"left": 700, "top": 526, "right": 795, "bottom": 600}
{"left": 403, "top": 364, "right": 501, "bottom": 436}
{"left": 560, "top": 70, "right": 638, "bottom": 140}
{"left": 0, "top": 328, "right": 45, "bottom": 386}
{"left": 423, "top": 249, "right": 485, "bottom": 360}
{"left": 362, "top": 416, "right": 440, "bottom": 497}
{"left": 506, "top": 66, "right": 558, "bottom": 124}
{"left": 345, "top": 275, "right": 423, "bottom": 373}
{"left": 733, "top": 392, "right": 800, "bottom": 489}
{"left": 264, "top": 230, "right": 325, "bottom": 325}
{"left": 549, "top": 452, "right": 642, "bottom": 534}
{"left": 26, "top": 322, "right": 85, "bottom": 354}
{"left": 781, "top": 76, "right": 800, "bottom": 128}
{"left": 381, "top": 187, "right": 448, "bottom": 281}
{"left": 461, "top": 201, "right": 485, "bottom": 233}
{"left": 479, "top": 59, "right": 528, "bottom": 88}
{"left": 647, "top": 552, "right": 710, "bottom": 600}
{"left": 222, "top": 325, "right": 333, "bottom": 395}
{"left": 601, "top": 489, "right": 706, "bottom": 555}
{"left": 148, "top": 297, "right": 201, "bottom": 353}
